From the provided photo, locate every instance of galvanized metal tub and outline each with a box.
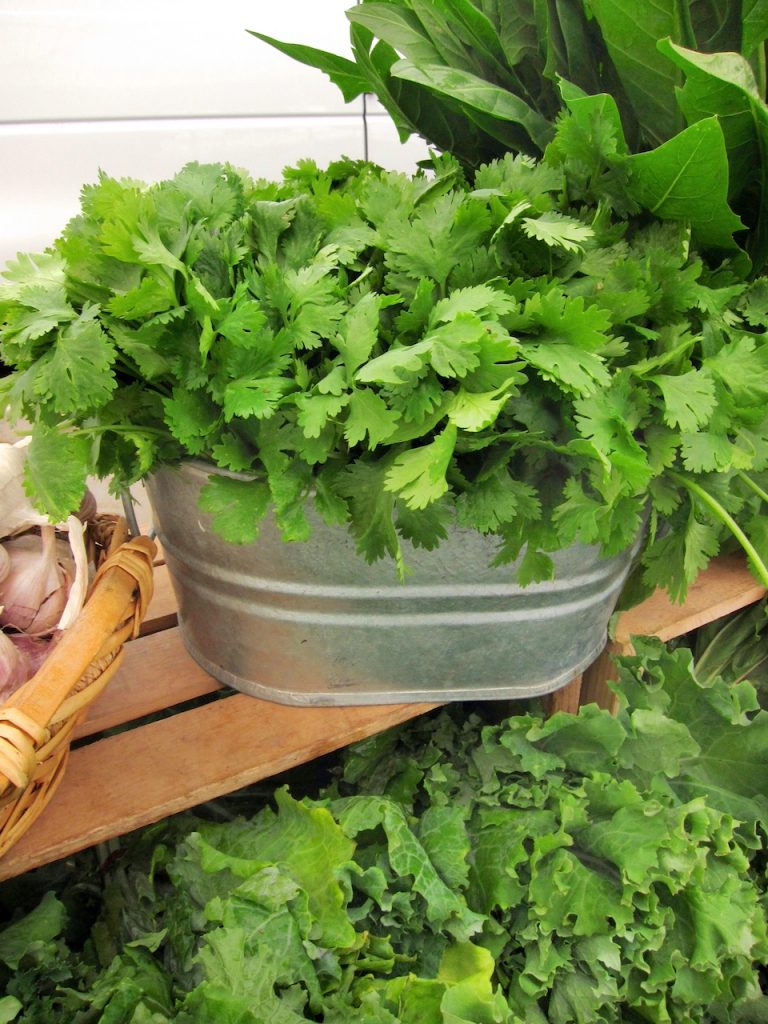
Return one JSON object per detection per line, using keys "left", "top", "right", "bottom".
{"left": 146, "top": 462, "right": 642, "bottom": 706}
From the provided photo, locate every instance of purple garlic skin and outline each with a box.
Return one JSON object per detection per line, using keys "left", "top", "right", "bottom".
{"left": 0, "top": 526, "right": 73, "bottom": 636}
{"left": 0, "top": 629, "right": 32, "bottom": 700}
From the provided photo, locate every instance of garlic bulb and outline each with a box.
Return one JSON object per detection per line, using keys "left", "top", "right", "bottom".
{"left": 0, "top": 629, "right": 31, "bottom": 701}
{"left": 0, "top": 525, "right": 71, "bottom": 635}
{"left": 56, "top": 516, "right": 88, "bottom": 631}
{"left": 0, "top": 438, "right": 51, "bottom": 538}
{"left": 10, "top": 633, "right": 54, "bottom": 678}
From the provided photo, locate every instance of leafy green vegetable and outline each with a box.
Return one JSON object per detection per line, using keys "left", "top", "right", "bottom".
{"left": 251, "top": 0, "right": 768, "bottom": 273}
{"left": 1, "top": 643, "right": 766, "bottom": 1021}
{"left": 2, "top": 150, "right": 768, "bottom": 597}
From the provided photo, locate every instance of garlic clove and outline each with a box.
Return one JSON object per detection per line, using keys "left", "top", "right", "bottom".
{"left": 0, "top": 525, "right": 69, "bottom": 635}
{"left": 0, "top": 438, "right": 52, "bottom": 539}
{"left": 0, "top": 629, "right": 32, "bottom": 700}
{"left": 10, "top": 632, "right": 55, "bottom": 679}
{"left": 56, "top": 516, "right": 89, "bottom": 631}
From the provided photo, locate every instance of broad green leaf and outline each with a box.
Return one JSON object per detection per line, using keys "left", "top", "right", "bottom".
{"left": 347, "top": 24, "right": 440, "bottom": 146}
{"left": 528, "top": 846, "right": 626, "bottom": 936}
{"left": 334, "top": 794, "right": 483, "bottom": 939}
{"left": 659, "top": 41, "right": 768, "bottom": 199}
{"left": 621, "top": 640, "right": 768, "bottom": 822}
{"left": 438, "top": 941, "right": 512, "bottom": 1022}
{"left": 742, "top": 0, "right": 768, "bottom": 56}
{"left": 247, "top": 32, "right": 370, "bottom": 102}
{"left": 627, "top": 117, "right": 746, "bottom": 251}
{"left": 346, "top": 3, "right": 446, "bottom": 65}
{"left": 586, "top": 0, "right": 686, "bottom": 146}
{"left": 0, "top": 997, "right": 22, "bottom": 1023}
{"left": 408, "top": 0, "right": 492, "bottom": 74}
{"left": 391, "top": 59, "right": 555, "bottom": 153}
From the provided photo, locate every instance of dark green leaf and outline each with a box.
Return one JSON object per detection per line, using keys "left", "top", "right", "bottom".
{"left": 627, "top": 117, "right": 746, "bottom": 250}
{"left": 247, "top": 32, "right": 370, "bottom": 103}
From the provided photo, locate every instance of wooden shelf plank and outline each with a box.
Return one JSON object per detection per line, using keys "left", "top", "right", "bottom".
{"left": 583, "top": 554, "right": 766, "bottom": 712}
{"left": 0, "top": 695, "right": 439, "bottom": 880}
{"left": 74, "top": 628, "right": 220, "bottom": 740}
{"left": 614, "top": 554, "right": 765, "bottom": 645}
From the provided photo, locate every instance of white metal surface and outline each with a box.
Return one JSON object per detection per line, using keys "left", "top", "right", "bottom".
{"left": 0, "top": 1, "right": 428, "bottom": 268}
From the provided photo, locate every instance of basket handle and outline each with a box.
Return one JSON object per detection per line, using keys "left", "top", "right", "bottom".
{"left": 0, "top": 535, "right": 156, "bottom": 792}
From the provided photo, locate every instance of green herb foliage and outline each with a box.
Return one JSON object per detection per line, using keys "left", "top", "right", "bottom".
{"left": 251, "top": 0, "right": 768, "bottom": 273}
{"left": 1, "top": 149, "right": 767, "bottom": 598}
{"left": 1, "top": 643, "right": 766, "bottom": 1021}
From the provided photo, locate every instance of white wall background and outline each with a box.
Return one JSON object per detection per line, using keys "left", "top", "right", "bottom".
{"left": 0, "top": 0, "right": 429, "bottom": 268}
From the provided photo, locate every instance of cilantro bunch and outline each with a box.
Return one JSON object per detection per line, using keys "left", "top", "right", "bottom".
{"left": 1, "top": 642, "right": 766, "bottom": 1022}
{"left": 0, "top": 147, "right": 767, "bottom": 599}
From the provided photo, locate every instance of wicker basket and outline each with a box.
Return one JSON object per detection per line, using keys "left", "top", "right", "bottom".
{"left": 0, "top": 515, "right": 156, "bottom": 856}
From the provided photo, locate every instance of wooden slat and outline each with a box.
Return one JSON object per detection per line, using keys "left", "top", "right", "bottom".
{"left": 614, "top": 554, "right": 765, "bottom": 645}
{"left": 545, "top": 673, "right": 582, "bottom": 716}
{"left": 0, "top": 695, "right": 438, "bottom": 880}
{"left": 582, "top": 554, "right": 766, "bottom": 712}
{"left": 74, "top": 628, "right": 220, "bottom": 739}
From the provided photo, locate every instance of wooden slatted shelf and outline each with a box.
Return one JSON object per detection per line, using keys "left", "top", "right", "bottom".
{"left": 581, "top": 554, "right": 767, "bottom": 711}
{"left": 0, "top": 553, "right": 763, "bottom": 881}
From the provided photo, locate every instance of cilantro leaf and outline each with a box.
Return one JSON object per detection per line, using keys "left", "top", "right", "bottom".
{"left": 33, "top": 309, "right": 117, "bottom": 414}
{"left": 521, "top": 211, "right": 594, "bottom": 253}
{"left": 295, "top": 392, "right": 350, "bottom": 439}
{"left": 384, "top": 423, "right": 457, "bottom": 509}
{"left": 523, "top": 343, "right": 610, "bottom": 396}
{"left": 344, "top": 388, "right": 401, "bottom": 449}
{"left": 651, "top": 369, "right": 717, "bottom": 432}
{"left": 336, "top": 460, "right": 404, "bottom": 572}
{"left": 223, "top": 377, "right": 291, "bottom": 422}
{"left": 198, "top": 475, "right": 271, "bottom": 544}
{"left": 163, "top": 388, "right": 221, "bottom": 454}
{"left": 25, "top": 425, "right": 91, "bottom": 522}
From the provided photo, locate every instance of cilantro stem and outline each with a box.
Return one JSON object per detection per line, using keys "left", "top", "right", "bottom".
{"left": 70, "top": 425, "right": 167, "bottom": 438}
{"left": 670, "top": 471, "right": 768, "bottom": 588}
{"left": 737, "top": 471, "right": 768, "bottom": 506}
